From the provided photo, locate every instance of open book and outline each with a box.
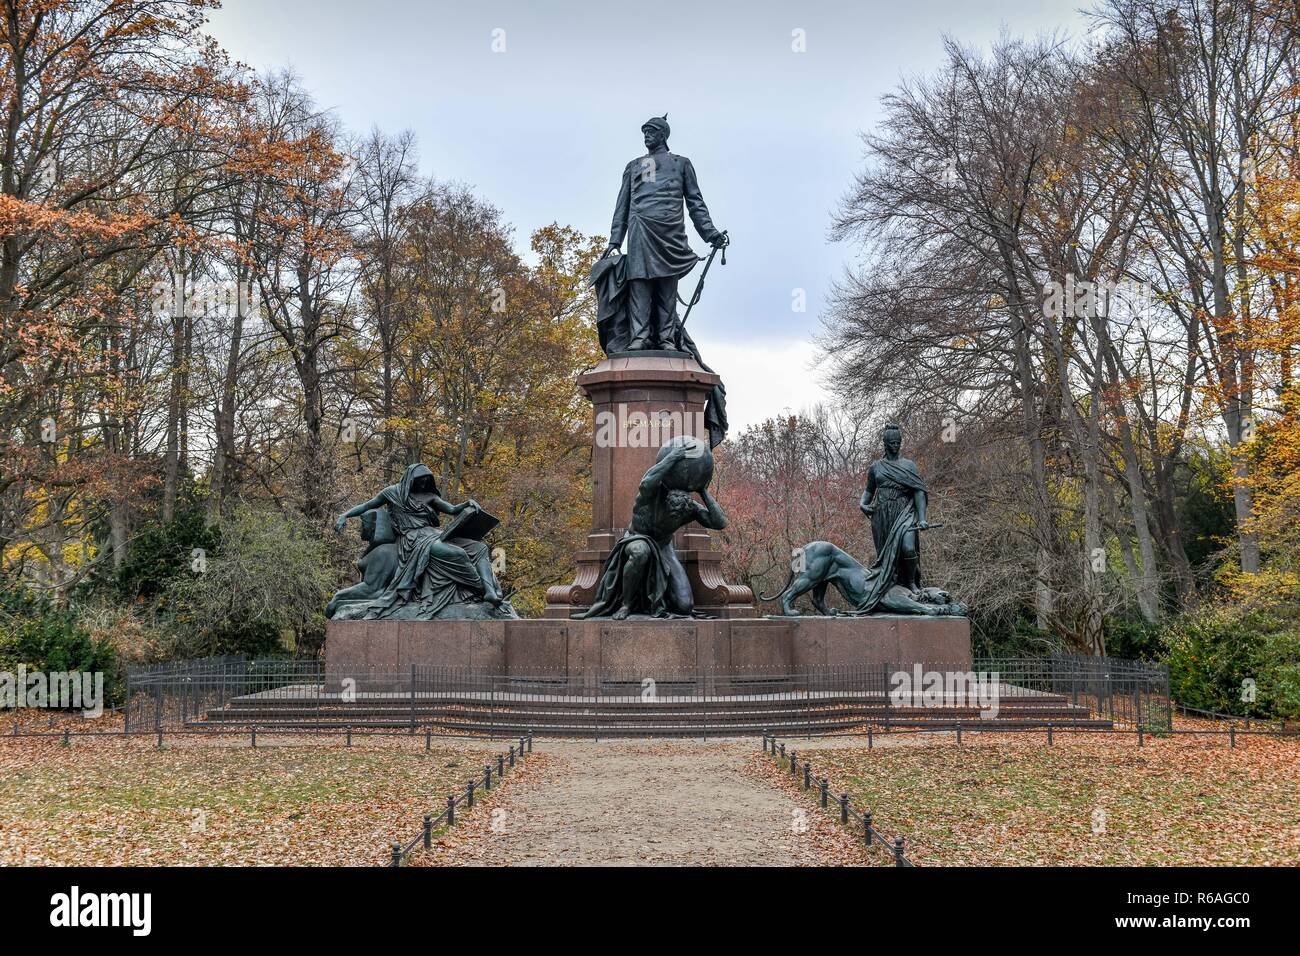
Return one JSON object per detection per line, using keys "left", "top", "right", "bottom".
{"left": 439, "top": 506, "right": 499, "bottom": 542}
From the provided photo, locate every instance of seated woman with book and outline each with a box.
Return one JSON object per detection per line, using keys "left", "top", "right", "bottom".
{"left": 332, "top": 463, "right": 510, "bottom": 619}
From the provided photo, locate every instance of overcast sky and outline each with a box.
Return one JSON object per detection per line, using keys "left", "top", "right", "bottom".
{"left": 208, "top": 0, "right": 1091, "bottom": 430}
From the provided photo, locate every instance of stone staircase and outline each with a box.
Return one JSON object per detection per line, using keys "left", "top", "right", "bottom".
{"left": 195, "top": 685, "right": 1108, "bottom": 737}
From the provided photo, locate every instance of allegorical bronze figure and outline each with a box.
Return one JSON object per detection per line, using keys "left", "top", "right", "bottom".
{"left": 860, "top": 422, "right": 928, "bottom": 593}
{"left": 328, "top": 463, "right": 516, "bottom": 620}
{"left": 763, "top": 422, "right": 966, "bottom": 617}
{"left": 578, "top": 435, "right": 727, "bottom": 619}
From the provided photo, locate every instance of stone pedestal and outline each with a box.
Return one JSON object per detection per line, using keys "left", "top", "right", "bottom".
{"left": 543, "top": 351, "right": 754, "bottom": 618}
{"left": 325, "top": 615, "right": 971, "bottom": 678}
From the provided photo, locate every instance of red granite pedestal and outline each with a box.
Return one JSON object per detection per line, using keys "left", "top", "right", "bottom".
{"left": 542, "top": 352, "right": 754, "bottom": 619}
{"left": 325, "top": 615, "right": 972, "bottom": 678}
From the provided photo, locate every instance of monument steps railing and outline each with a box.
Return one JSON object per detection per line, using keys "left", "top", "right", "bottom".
{"left": 124, "top": 654, "right": 1169, "bottom": 737}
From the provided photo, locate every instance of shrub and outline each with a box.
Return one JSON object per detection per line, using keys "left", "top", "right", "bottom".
{"left": 1164, "top": 603, "right": 1300, "bottom": 719}
{"left": 0, "top": 588, "right": 122, "bottom": 706}
{"left": 112, "top": 507, "right": 220, "bottom": 603}
{"left": 167, "top": 505, "right": 334, "bottom": 658}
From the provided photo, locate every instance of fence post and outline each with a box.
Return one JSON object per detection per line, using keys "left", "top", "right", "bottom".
{"left": 864, "top": 811, "right": 873, "bottom": 846}
{"left": 840, "top": 793, "right": 849, "bottom": 825}
{"left": 1138, "top": 724, "right": 1144, "bottom": 747}
{"left": 519, "top": 736, "right": 526, "bottom": 757}
{"left": 157, "top": 727, "right": 163, "bottom": 749}
{"left": 893, "top": 836, "right": 906, "bottom": 866}
{"left": 497, "top": 753, "right": 505, "bottom": 777}
{"left": 803, "top": 761, "right": 811, "bottom": 790}
{"left": 956, "top": 723, "right": 961, "bottom": 747}
{"left": 467, "top": 779, "right": 475, "bottom": 809}
{"left": 62, "top": 727, "right": 70, "bottom": 747}
{"left": 779, "top": 742, "right": 785, "bottom": 759}
{"left": 250, "top": 727, "right": 256, "bottom": 748}
{"left": 410, "top": 664, "right": 417, "bottom": 733}
{"left": 484, "top": 764, "right": 492, "bottom": 791}
{"left": 447, "top": 794, "right": 456, "bottom": 827}
{"left": 527, "top": 734, "right": 533, "bottom": 754}
{"left": 346, "top": 727, "right": 352, "bottom": 747}
{"left": 423, "top": 814, "right": 433, "bottom": 850}
{"left": 425, "top": 727, "right": 431, "bottom": 751}
{"left": 819, "top": 777, "right": 828, "bottom": 808}
{"left": 391, "top": 843, "right": 402, "bottom": 867}
{"left": 509, "top": 745, "right": 515, "bottom": 768}
{"left": 1229, "top": 725, "right": 1235, "bottom": 748}
{"left": 1047, "top": 722, "right": 1053, "bottom": 746}
{"left": 868, "top": 726, "right": 873, "bottom": 750}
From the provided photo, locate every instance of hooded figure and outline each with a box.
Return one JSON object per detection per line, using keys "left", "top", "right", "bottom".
{"left": 331, "top": 463, "right": 509, "bottom": 619}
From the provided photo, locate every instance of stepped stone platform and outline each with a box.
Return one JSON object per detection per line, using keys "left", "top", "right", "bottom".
{"left": 325, "top": 614, "right": 972, "bottom": 676}
{"left": 199, "top": 684, "right": 1106, "bottom": 737}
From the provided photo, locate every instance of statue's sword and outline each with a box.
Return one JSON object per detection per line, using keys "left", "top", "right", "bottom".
{"left": 680, "top": 231, "right": 728, "bottom": 327}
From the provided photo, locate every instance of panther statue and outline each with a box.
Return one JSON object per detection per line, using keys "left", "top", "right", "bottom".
{"left": 760, "top": 540, "right": 968, "bottom": 618}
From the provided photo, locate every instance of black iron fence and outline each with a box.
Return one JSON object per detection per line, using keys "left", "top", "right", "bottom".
{"left": 389, "top": 735, "right": 533, "bottom": 866}
{"left": 109, "top": 654, "right": 1172, "bottom": 737}
{"left": 763, "top": 735, "right": 912, "bottom": 866}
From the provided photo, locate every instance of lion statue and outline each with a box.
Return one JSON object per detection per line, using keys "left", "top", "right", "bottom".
{"left": 760, "top": 540, "right": 968, "bottom": 618}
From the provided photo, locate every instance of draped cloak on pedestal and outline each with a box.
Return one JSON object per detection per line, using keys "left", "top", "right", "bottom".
{"left": 359, "top": 464, "right": 488, "bottom": 619}
{"left": 589, "top": 252, "right": 729, "bottom": 449}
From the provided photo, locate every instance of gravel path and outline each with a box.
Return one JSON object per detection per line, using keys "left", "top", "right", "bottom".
{"left": 419, "top": 738, "right": 870, "bottom": 866}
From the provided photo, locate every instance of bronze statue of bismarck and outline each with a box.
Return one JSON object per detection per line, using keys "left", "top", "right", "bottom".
{"left": 593, "top": 115, "right": 728, "bottom": 353}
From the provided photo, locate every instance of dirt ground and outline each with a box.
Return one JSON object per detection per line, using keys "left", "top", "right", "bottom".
{"left": 416, "top": 737, "right": 874, "bottom": 867}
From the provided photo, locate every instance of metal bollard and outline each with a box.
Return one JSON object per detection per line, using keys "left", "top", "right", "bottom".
{"left": 527, "top": 734, "right": 533, "bottom": 753}
{"left": 250, "top": 727, "right": 256, "bottom": 748}
{"left": 1229, "top": 726, "right": 1236, "bottom": 748}
{"left": 425, "top": 728, "right": 432, "bottom": 751}
{"left": 157, "top": 728, "right": 164, "bottom": 749}
{"left": 819, "top": 777, "right": 828, "bottom": 808}
{"left": 423, "top": 814, "right": 433, "bottom": 850}
{"left": 447, "top": 794, "right": 456, "bottom": 827}
{"left": 864, "top": 811, "right": 873, "bottom": 846}
{"left": 63, "top": 727, "right": 71, "bottom": 747}
{"left": 779, "top": 742, "right": 786, "bottom": 758}
{"left": 346, "top": 727, "right": 352, "bottom": 747}
{"left": 484, "top": 764, "right": 492, "bottom": 791}
{"left": 509, "top": 746, "right": 515, "bottom": 768}
{"left": 498, "top": 753, "right": 505, "bottom": 777}
{"left": 1047, "top": 723, "right": 1053, "bottom": 746}
{"left": 803, "top": 761, "right": 811, "bottom": 791}
{"left": 520, "top": 736, "right": 527, "bottom": 757}
{"left": 467, "top": 779, "right": 475, "bottom": 809}
{"left": 790, "top": 751, "right": 797, "bottom": 774}
{"left": 894, "top": 836, "right": 906, "bottom": 866}
{"left": 840, "top": 793, "right": 849, "bottom": 825}
{"left": 391, "top": 843, "right": 402, "bottom": 867}
{"left": 868, "top": 727, "right": 873, "bottom": 750}
{"left": 956, "top": 724, "right": 961, "bottom": 746}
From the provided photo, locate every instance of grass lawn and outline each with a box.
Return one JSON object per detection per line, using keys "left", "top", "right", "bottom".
{"left": 761, "top": 731, "right": 1300, "bottom": 865}
{"left": 0, "top": 734, "right": 503, "bottom": 865}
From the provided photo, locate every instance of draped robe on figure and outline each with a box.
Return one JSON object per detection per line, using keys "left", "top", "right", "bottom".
{"left": 359, "top": 464, "right": 489, "bottom": 619}
{"left": 851, "top": 457, "right": 928, "bottom": 614}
